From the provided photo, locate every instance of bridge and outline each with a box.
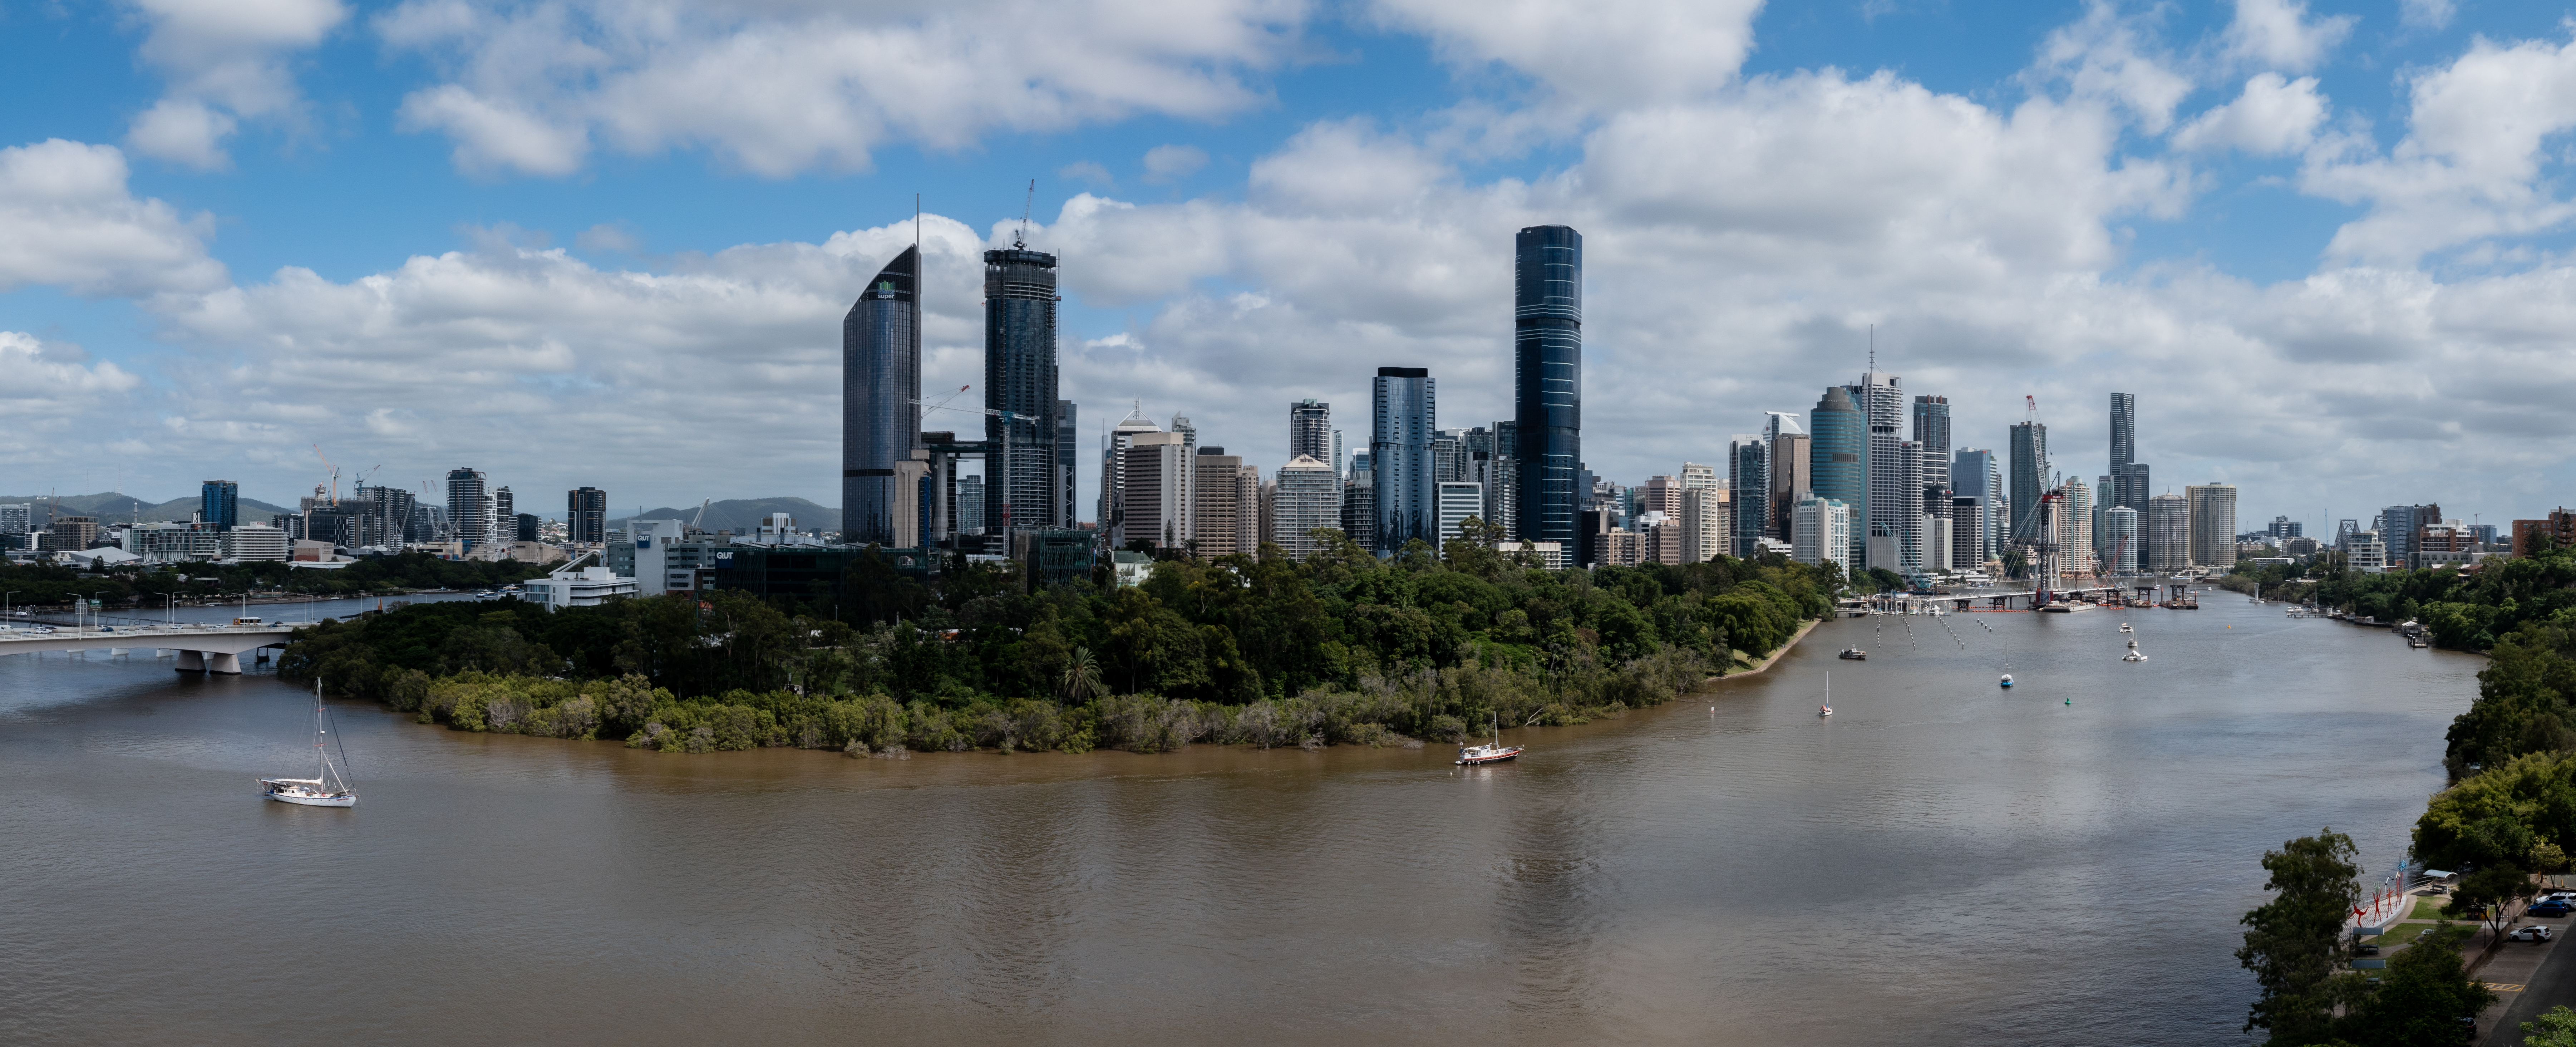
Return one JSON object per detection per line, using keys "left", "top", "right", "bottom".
{"left": 0, "top": 621, "right": 300, "bottom": 673}
{"left": 1865, "top": 582, "right": 2202, "bottom": 614}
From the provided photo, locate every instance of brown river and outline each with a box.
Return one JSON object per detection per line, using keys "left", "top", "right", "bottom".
{"left": 0, "top": 595, "right": 2477, "bottom": 1044}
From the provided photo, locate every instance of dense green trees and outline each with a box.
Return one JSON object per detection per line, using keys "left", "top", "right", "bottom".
{"left": 279, "top": 538, "right": 1837, "bottom": 754}
{"left": 2236, "top": 830, "right": 2491, "bottom": 1047}
{"left": 0, "top": 551, "right": 548, "bottom": 610}
{"left": 2226, "top": 541, "right": 2576, "bottom": 652}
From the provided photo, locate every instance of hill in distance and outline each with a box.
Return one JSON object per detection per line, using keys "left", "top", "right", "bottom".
{"left": 0, "top": 491, "right": 297, "bottom": 525}
{"left": 615, "top": 497, "right": 838, "bottom": 534}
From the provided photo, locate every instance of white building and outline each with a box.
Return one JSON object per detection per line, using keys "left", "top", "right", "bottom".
{"left": 2348, "top": 531, "right": 2388, "bottom": 573}
{"left": 223, "top": 523, "right": 290, "bottom": 562}
{"left": 749, "top": 512, "right": 821, "bottom": 547}
{"left": 1496, "top": 539, "right": 1565, "bottom": 570}
{"left": 1436, "top": 481, "right": 1484, "bottom": 545}
{"left": 2099, "top": 505, "right": 2140, "bottom": 574}
{"left": 1792, "top": 495, "right": 1852, "bottom": 568}
{"left": 1272, "top": 454, "right": 1341, "bottom": 560}
{"left": 1680, "top": 486, "right": 1727, "bottom": 565}
{"left": 1121, "top": 431, "right": 1190, "bottom": 550}
{"left": 524, "top": 565, "right": 639, "bottom": 610}
{"left": 2186, "top": 483, "right": 2239, "bottom": 569}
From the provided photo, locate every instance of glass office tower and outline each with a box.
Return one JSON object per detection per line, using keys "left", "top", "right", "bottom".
{"left": 1809, "top": 386, "right": 1867, "bottom": 567}
{"left": 986, "top": 246, "right": 1062, "bottom": 531}
{"left": 842, "top": 245, "right": 920, "bottom": 546}
{"left": 200, "top": 480, "right": 238, "bottom": 531}
{"left": 1372, "top": 367, "right": 1436, "bottom": 552}
{"left": 1512, "top": 225, "right": 1581, "bottom": 549}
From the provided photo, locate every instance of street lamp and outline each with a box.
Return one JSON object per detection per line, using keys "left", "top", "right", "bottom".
{"left": 4, "top": 591, "right": 16, "bottom": 622}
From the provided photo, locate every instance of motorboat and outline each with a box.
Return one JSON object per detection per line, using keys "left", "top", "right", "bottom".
{"left": 260, "top": 680, "right": 358, "bottom": 808}
{"left": 1455, "top": 714, "right": 1522, "bottom": 766}
{"left": 1999, "top": 673, "right": 2014, "bottom": 689}
{"left": 2123, "top": 638, "right": 2148, "bottom": 662}
{"left": 1819, "top": 705, "right": 1832, "bottom": 717}
{"left": 1839, "top": 648, "right": 1866, "bottom": 660}
{"left": 2119, "top": 622, "right": 2133, "bottom": 633}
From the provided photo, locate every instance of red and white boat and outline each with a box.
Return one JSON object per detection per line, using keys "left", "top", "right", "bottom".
{"left": 1455, "top": 715, "right": 1522, "bottom": 766}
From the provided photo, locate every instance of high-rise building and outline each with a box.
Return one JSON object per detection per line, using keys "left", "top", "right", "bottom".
{"left": 492, "top": 488, "right": 514, "bottom": 546}
{"left": 1193, "top": 448, "right": 1252, "bottom": 557}
{"left": 957, "top": 475, "right": 984, "bottom": 534}
{"left": 1290, "top": 399, "right": 1332, "bottom": 463}
{"left": 1895, "top": 439, "right": 1924, "bottom": 572}
{"left": 351, "top": 485, "right": 415, "bottom": 546}
{"left": 201, "top": 480, "right": 239, "bottom": 532}
{"left": 2109, "top": 393, "right": 2149, "bottom": 512}
{"left": 2267, "top": 515, "right": 2302, "bottom": 540}
{"left": 1373, "top": 366, "right": 1437, "bottom": 552}
{"left": 1340, "top": 450, "right": 1375, "bottom": 550}
{"left": 843, "top": 245, "right": 921, "bottom": 547}
{"left": 1681, "top": 486, "right": 1726, "bottom": 565}
{"left": 1099, "top": 405, "right": 1161, "bottom": 545}
{"left": 1953, "top": 448, "right": 1996, "bottom": 565}
{"left": 985, "top": 244, "right": 1063, "bottom": 529}
{"left": 2007, "top": 421, "right": 2048, "bottom": 545}
{"left": 1950, "top": 496, "right": 1981, "bottom": 572}
{"left": 1729, "top": 437, "right": 1767, "bottom": 559}
{"left": 1765, "top": 412, "right": 1810, "bottom": 544}
{"left": 2378, "top": 504, "right": 2441, "bottom": 569}
{"left": 1792, "top": 494, "right": 1851, "bottom": 568}
{"left": 1512, "top": 225, "right": 1582, "bottom": 550}
{"left": 2056, "top": 479, "right": 2092, "bottom": 575}
{"left": 1477, "top": 427, "right": 1519, "bottom": 536}
{"left": 2147, "top": 492, "right": 2191, "bottom": 571}
{"left": 2101, "top": 505, "right": 2140, "bottom": 574}
{"left": 1121, "top": 431, "right": 1189, "bottom": 550}
{"left": 0, "top": 503, "right": 30, "bottom": 540}
{"left": 1055, "top": 400, "right": 1079, "bottom": 527}
{"left": 1274, "top": 455, "right": 1341, "bottom": 561}
{"left": 1846, "top": 369, "right": 1905, "bottom": 569}
{"left": 1911, "top": 396, "right": 1950, "bottom": 491}
{"left": 1436, "top": 482, "right": 1485, "bottom": 545}
{"left": 446, "top": 468, "right": 489, "bottom": 551}
{"left": 2188, "top": 483, "right": 2239, "bottom": 569}
{"left": 1168, "top": 414, "right": 1199, "bottom": 545}
{"left": 1809, "top": 386, "right": 1867, "bottom": 567}
{"left": 567, "top": 487, "right": 607, "bottom": 545}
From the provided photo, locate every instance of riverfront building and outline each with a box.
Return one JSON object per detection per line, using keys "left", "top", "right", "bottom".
{"left": 1100, "top": 405, "right": 1161, "bottom": 546}
{"left": 2101, "top": 505, "right": 2139, "bottom": 574}
{"left": 2187, "top": 483, "right": 2239, "bottom": 569}
{"left": 1792, "top": 494, "right": 1852, "bottom": 568}
{"left": 1809, "top": 387, "right": 1867, "bottom": 567}
{"left": 1373, "top": 367, "right": 1437, "bottom": 553}
{"left": 1512, "top": 225, "right": 1582, "bottom": 551}
{"left": 1274, "top": 455, "right": 1341, "bottom": 560}
{"left": 843, "top": 245, "right": 921, "bottom": 547}
{"left": 985, "top": 245, "right": 1064, "bottom": 529}
{"left": 1846, "top": 369, "right": 1905, "bottom": 570}
{"left": 1122, "top": 431, "right": 1190, "bottom": 550}
{"left": 2147, "top": 492, "right": 2190, "bottom": 571}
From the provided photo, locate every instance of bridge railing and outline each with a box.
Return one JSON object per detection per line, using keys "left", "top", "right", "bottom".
{"left": 0, "top": 622, "right": 298, "bottom": 641}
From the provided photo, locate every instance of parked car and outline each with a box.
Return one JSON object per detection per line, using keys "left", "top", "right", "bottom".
{"left": 2528, "top": 901, "right": 2573, "bottom": 917}
{"left": 2543, "top": 891, "right": 2576, "bottom": 903}
{"left": 2354, "top": 941, "right": 2382, "bottom": 955}
{"left": 2511, "top": 925, "right": 2555, "bottom": 942}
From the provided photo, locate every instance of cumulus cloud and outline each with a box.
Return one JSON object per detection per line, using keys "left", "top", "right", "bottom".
{"left": 2222, "top": 0, "right": 2354, "bottom": 73}
{"left": 0, "top": 332, "right": 147, "bottom": 460}
{"left": 1373, "top": 0, "right": 1764, "bottom": 107}
{"left": 2027, "top": 1, "right": 2192, "bottom": 134}
{"left": 376, "top": 0, "right": 1306, "bottom": 177}
{"left": 2305, "top": 32, "right": 2576, "bottom": 264}
{"left": 1141, "top": 144, "right": 1209, "bottom": 184}
{"left": 2400, "top": 0, "right": 2455, "bottom": 31}
{"left": 121, "top": 0, "right": 348, "bottom": 167}
{"left": 0, "top": 139, "right": 227, "bottom": 296}
{"left": 2172, "top": 73, "right": 2328, "bottom": 154}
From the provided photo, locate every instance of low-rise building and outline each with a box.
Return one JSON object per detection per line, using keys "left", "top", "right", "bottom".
{"left": 523, "top": 565, "right": 639, "bottom": 610}
{"left": 2348, "top": 531, "right": 2388, "bottom": 573}
{"left": 1110, "top": 549, "right": 1153, "bottom": 587}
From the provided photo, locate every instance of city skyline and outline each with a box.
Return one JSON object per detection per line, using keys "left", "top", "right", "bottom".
{"left": 4, "top": 4, "right": 2574, "bottom": 533}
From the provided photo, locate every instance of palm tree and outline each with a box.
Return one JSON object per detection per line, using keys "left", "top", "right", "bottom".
{"left": 1062, "top": 645, "right": 1105, "bottom": 702}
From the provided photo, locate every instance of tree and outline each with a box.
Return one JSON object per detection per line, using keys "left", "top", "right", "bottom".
{"left": 2521, "top": 1005, "right": 2576, "bottom": 1047}
{"left": 2338, "top": 923, "right": 2491, "bottom": 1046}
{"left": 1062, "top": 645, "right": 1105, "bottom": 702}
{"left": 2445, "top": 865, "right": 2533, "bottom": 941}
{"left": 2238, "top": 830, "right": 2362, "bottom": 1044}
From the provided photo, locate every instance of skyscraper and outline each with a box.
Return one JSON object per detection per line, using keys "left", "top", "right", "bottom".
{"left": 2110, "top": 392, "right": 2148, "bottom": 512}
{"left": 985, "top": 244, "right": 1062, "bottom": 530}
{"left": 1274, "top": 455, "right": 1341, "bottom": 561}
{"left": 492, "top": 487, "right": 514, "bottom": 546}
{"left": 447, "top": 468, "right": 489, "bottom": 551}
{"left": 1809, "top": 387, "right": 1866, "bottom": 567}
{"left": 200, "top": 480, "right": 238, "bottom": 531}
{"left": 1764, "top": 412, "right": 1810, "bottom": 544}
{"left": 567, "top": 487, "right": 607, "bottom": 545}
{"left": 1100, "top": 405, "right": 1161, "bottom": 546}
{"left": 1846, "top": 369, "right": 1905, "bottom": 569}
{"left": 1290, "top": 399, "right": 1333, "bottom": 462}
{"left": 1055, "top": 400, "right": 1079, "bottom": 527}
{"left": 843, "top": 245, "right": 920, "bottom": 547}
{"left": 1729, "top": 437, "right": 1767, "bottom": 559}
{"left": 2188, "top": 483, "right": 2239, "bottom": 569}
{"left": 1911, "top": 395, "right": 1950, "bottom": 490}
{"left": 1341, "top": 450, "right": 1375, "bottom": 550}
{"left": 2008, "top": 421, "right": 2048, "bottom": 545}
{"left": 2148, "top": 493, "right": 2191, "bottom": 570}
{"left": 1373, "top": 366, "right": 1436, "bottom": 552}
{"left": 1512, "top": 225, "right": 1581, "bottom": 549}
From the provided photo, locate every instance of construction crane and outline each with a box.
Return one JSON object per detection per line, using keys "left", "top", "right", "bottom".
{"left": 912, "top": 393, "right": 1029, "bottom": 534}
{"left": 1014, "top": 179, "right": 1036, "bottom": 249}
{"left": 310, "top": 444, "right": 339, "bottom": 507}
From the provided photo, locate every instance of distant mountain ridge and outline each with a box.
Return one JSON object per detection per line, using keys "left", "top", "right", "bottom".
{"left": 614, "top": 497, "right": 838, "bottom": 534}
{"left": 0, "top": 491, "right": 297, "bottom": 525}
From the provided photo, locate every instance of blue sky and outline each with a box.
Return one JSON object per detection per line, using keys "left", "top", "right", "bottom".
{"left": 2, "top": 0, "right": 2573, "bottom": 537}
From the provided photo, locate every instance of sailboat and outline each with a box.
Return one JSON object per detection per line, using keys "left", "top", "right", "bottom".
{"left": 1820, "top": 670, "right": 1833, "bottom": 717}
{"left": 2119, "top": 622, "right": 2133, "bottom": 633}
{"left": 1999, "top": 658, "right": 2014, "bottom": 689}
{"left": 1455, "top": 712, "right": 1523, "bottom": 766}
{"left": 260, "top": 679, "right": 357, "bottom": 807}
{"left": 2123, "top": 637, "right": 2148, "bottom": 662}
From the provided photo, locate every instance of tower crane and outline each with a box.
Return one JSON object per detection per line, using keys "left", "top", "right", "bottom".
{"left": 310, "top": 444, "right": 340, "bottom": 507}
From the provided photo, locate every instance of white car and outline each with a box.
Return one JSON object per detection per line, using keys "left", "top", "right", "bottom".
{"left": 2511, "top": 925, "right": 2554, "bottom": 943}
{"left": 2543, "top": 891, "right": 2576, "bottom": 903}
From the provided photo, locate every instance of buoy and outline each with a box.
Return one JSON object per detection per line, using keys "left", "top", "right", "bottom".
{"left": 2064, "top": 697, "right": 2072, "bottom": 705}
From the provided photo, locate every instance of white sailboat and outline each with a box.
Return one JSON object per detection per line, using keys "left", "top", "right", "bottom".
{"left": 2123, "top": 637, "right": 2148, "bottom": 662}
{"left": 1820, "top": 670, "right": 1832, "bottom": 717}
{"left": 261, "top": 679, "right": 357, "bottom": 807}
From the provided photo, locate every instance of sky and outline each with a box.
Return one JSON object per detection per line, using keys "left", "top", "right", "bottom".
{"left": 2, "top": 0, "right": 2574, "bottom": 535}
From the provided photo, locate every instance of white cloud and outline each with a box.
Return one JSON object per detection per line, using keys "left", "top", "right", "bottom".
{"left": 1373, "top": 0, "right": 1765, "bottom": 107}
{"left": 1059, "top": 160, "right": 1117, "bottom": 188}
{"left": 2399, "top": 0, "right": 2455, "bottom": 31}
{"left": 2222, "top": 0, "right": 2354, "bottom": 73}
{"left": 0, "top": 139, "right": 227, "bottom": 297}
{"left": 121, "top": 0, "right": 348, "bottom": 167}
{"left": 1141, "top": 144, "right": 1210, "bottom": 184}
{"left": 0, "top": 332, "right": 147, "bottom": 462}
{"left": 2305, "top": 32, "right": 2576, "bottom": 264}
{"left": 2027, "top": 1, "right": 2193, "bottom": 134}
{"left": 2172, "top": 73, "right": 2328, "bottom": 154}
{"left": 376, "top": 0, "right": 1306, "bottom": 178}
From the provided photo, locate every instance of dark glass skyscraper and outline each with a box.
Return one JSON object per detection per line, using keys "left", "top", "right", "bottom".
{"left": 1809, "top": 387, "right": 1866, "bottom": 566}
{"left": 985, "top": 247, "right": 1061, "bottom": 531}
{"left": 200, "top": 480, "right": 237, "bottom": 532}
{"left": 1512, "top": 225, "right": 1581, "bottom": 548}
{"left": 2110, "top": 392, "right": 2148, "bottom": 512}
{"left": 1372, "top": 367, "right": 1435, "bottom": 552}
{"left": 843, "top": 245, "right": 920, "bottom": 546}
{"left": 2008, "top": 421, "right": 2049, "bottom": 544}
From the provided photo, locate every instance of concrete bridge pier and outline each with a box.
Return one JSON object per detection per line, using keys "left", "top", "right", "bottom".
{"left": 174, "top": 650, "right": 205, "bottom": 672}
{"left": 206, "top": 652, "right": 241, "bottom": 674}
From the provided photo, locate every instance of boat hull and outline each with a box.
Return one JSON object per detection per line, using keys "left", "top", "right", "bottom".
{"left": 261, "top": 781, "right": 356, "bottom": 807}
{"left": 1455, "top": 747, "right": 1523, "bottom": 766}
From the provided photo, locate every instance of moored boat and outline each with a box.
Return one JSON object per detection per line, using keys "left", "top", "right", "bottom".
{"left": 1839, "top": 648, "right": 1866, "bottom": 660}
{"left": 1455, "top": 714, "right": 1522, "bottom": 766}
{"left": 261, "top": 680, "right": 357, "bottom": 808}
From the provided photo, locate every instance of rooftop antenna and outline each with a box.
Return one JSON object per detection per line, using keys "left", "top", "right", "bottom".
{"left": 1015, "top": 178, "right": 1035, "bottom": 249}
{"left": 1868, "top": 324, "right": 1876, "bottom": 371}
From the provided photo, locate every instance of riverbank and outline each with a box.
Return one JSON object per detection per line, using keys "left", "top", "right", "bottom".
{"left": 1714, "top": 618, "right": 1822, "bottom": 681}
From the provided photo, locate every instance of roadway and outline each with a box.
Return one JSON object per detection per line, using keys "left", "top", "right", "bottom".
{"left": 0, "top": 621, "right": 300, "bottom": 674}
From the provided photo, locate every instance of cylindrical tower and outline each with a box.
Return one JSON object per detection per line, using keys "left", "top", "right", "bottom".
{"left": 1512, "top": 225, "right": 1581, "bottom": 549}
